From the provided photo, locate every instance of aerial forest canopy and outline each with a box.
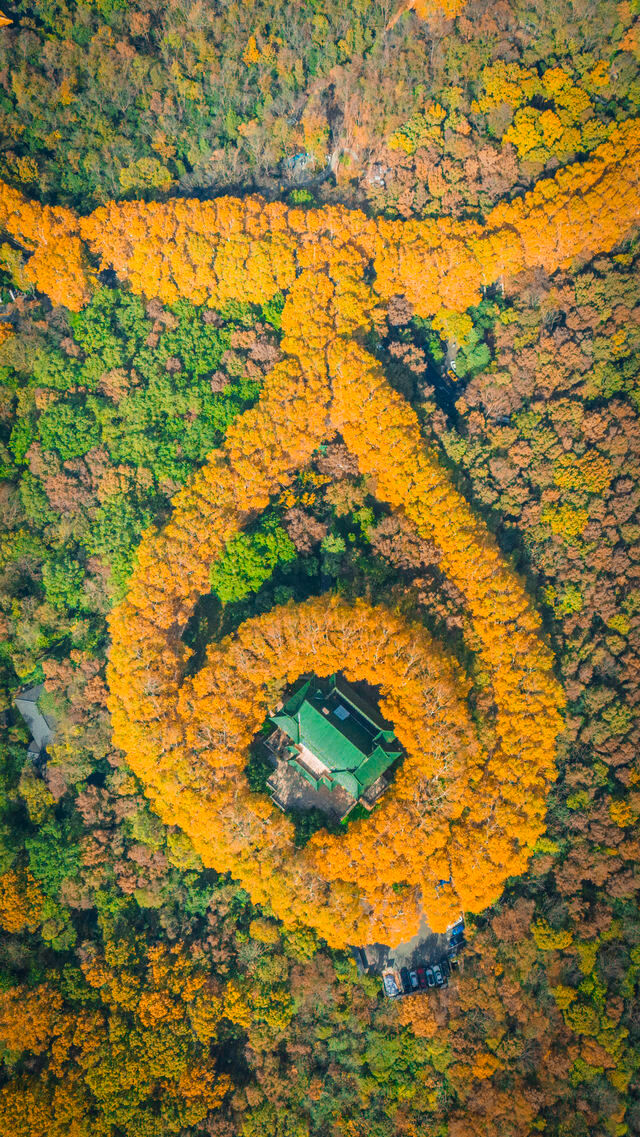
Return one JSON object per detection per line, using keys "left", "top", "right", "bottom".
{"left": 1, "top": 1, "right": 640, "bottom": 1135}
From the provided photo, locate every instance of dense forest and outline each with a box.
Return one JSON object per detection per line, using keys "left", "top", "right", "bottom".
{"left": 1, "top": 0, "right": 640, "bottom": 1135}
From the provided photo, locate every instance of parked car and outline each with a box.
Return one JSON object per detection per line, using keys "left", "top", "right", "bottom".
{"left": 425, "top": 967, "right": 435, "bottom": 988}
{"left": 382, "top": 971, "right": 400, "bottom": 998}
{"left": 351, "top": 947, "right": 368, "bottom": 973}
{"left": 450, "top": 918, "right": 466, "bottom": 947}
{"left": 440, "top": 957, "right": 450, "bottom": 977}
{"left": 400, "top": 967, "right": 412, "bottom": 994}
{"left": 433, "top": 963, "right": 444, "bottom": 986}
{"left": 409, "top": 970, "right": 419, "bottom": 990}
{"left": 417, "top": 967, "right": 427, "bottom": 989}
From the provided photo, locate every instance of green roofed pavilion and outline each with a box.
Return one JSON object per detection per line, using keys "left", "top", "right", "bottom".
{"left": 269, "top": 674, "right": 402, "bottom": 806}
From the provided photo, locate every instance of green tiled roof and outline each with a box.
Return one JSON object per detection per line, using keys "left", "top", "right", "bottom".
{"left": 333, "top": 770, "right": 361, "bottom": 798}
{"left": 273, "top": 699, "right": 364, "bottom": 772}
{"left": 355, "top": 746, "right": 397, "bottom": 789}
{"left": 270, "top": 675, "right": 402, "bottom": 797}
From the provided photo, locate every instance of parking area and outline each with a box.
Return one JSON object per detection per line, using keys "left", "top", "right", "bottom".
{"left": 381, "top": 919, "right": 466, "bottom": 998}
{"left": 389, "top": 912, "right": 449, "bottom": 971}
{"left": 351, "top": 917, "right": 466, "bottom": 999}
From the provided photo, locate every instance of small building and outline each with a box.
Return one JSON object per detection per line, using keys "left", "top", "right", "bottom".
{"left": 14, "top": 684, "right": 55, "bottom": 758}
{"left": 267, "top": 674, "right": 401, "bottom": 817}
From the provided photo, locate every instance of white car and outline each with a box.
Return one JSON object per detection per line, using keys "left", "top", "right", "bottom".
{"left": 382, "top": 972, "right": 400, "bottom": 998}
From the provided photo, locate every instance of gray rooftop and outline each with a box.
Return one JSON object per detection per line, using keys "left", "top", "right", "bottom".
{"left": 14, "top": 684, "right": 55, "bottom": 755}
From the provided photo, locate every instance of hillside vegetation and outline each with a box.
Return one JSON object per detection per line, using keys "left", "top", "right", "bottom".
{"left": 0, "top": 2, "right": 639, "bottom": 1136}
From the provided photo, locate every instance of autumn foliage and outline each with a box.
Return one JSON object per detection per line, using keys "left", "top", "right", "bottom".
{"left": 387, "top": 0, "right": 466, "bottom": 29}
{"left": 105, "top": 331, "right": 564, "bottom": 944}
{"left": 93, "top": 183, "right": 628, "bottom": 944}
{"left": 0, "top": 181, "right": 93, "bottom": 310}
{"left": 0, "top": 941, "right": 230, "bottom": 1137}
{"left": 0, "top": 119, "right": 638, "bottom": 320}
{"left": 6, "top": 121, "right": 640, "bottom": 945}
{"left": 0, "top": 867, "right": 44, "bottom": 933}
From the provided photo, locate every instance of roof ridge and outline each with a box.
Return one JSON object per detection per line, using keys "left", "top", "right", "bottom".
{"left": 299, "top": 700, "right": 364, "bottom": 770}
